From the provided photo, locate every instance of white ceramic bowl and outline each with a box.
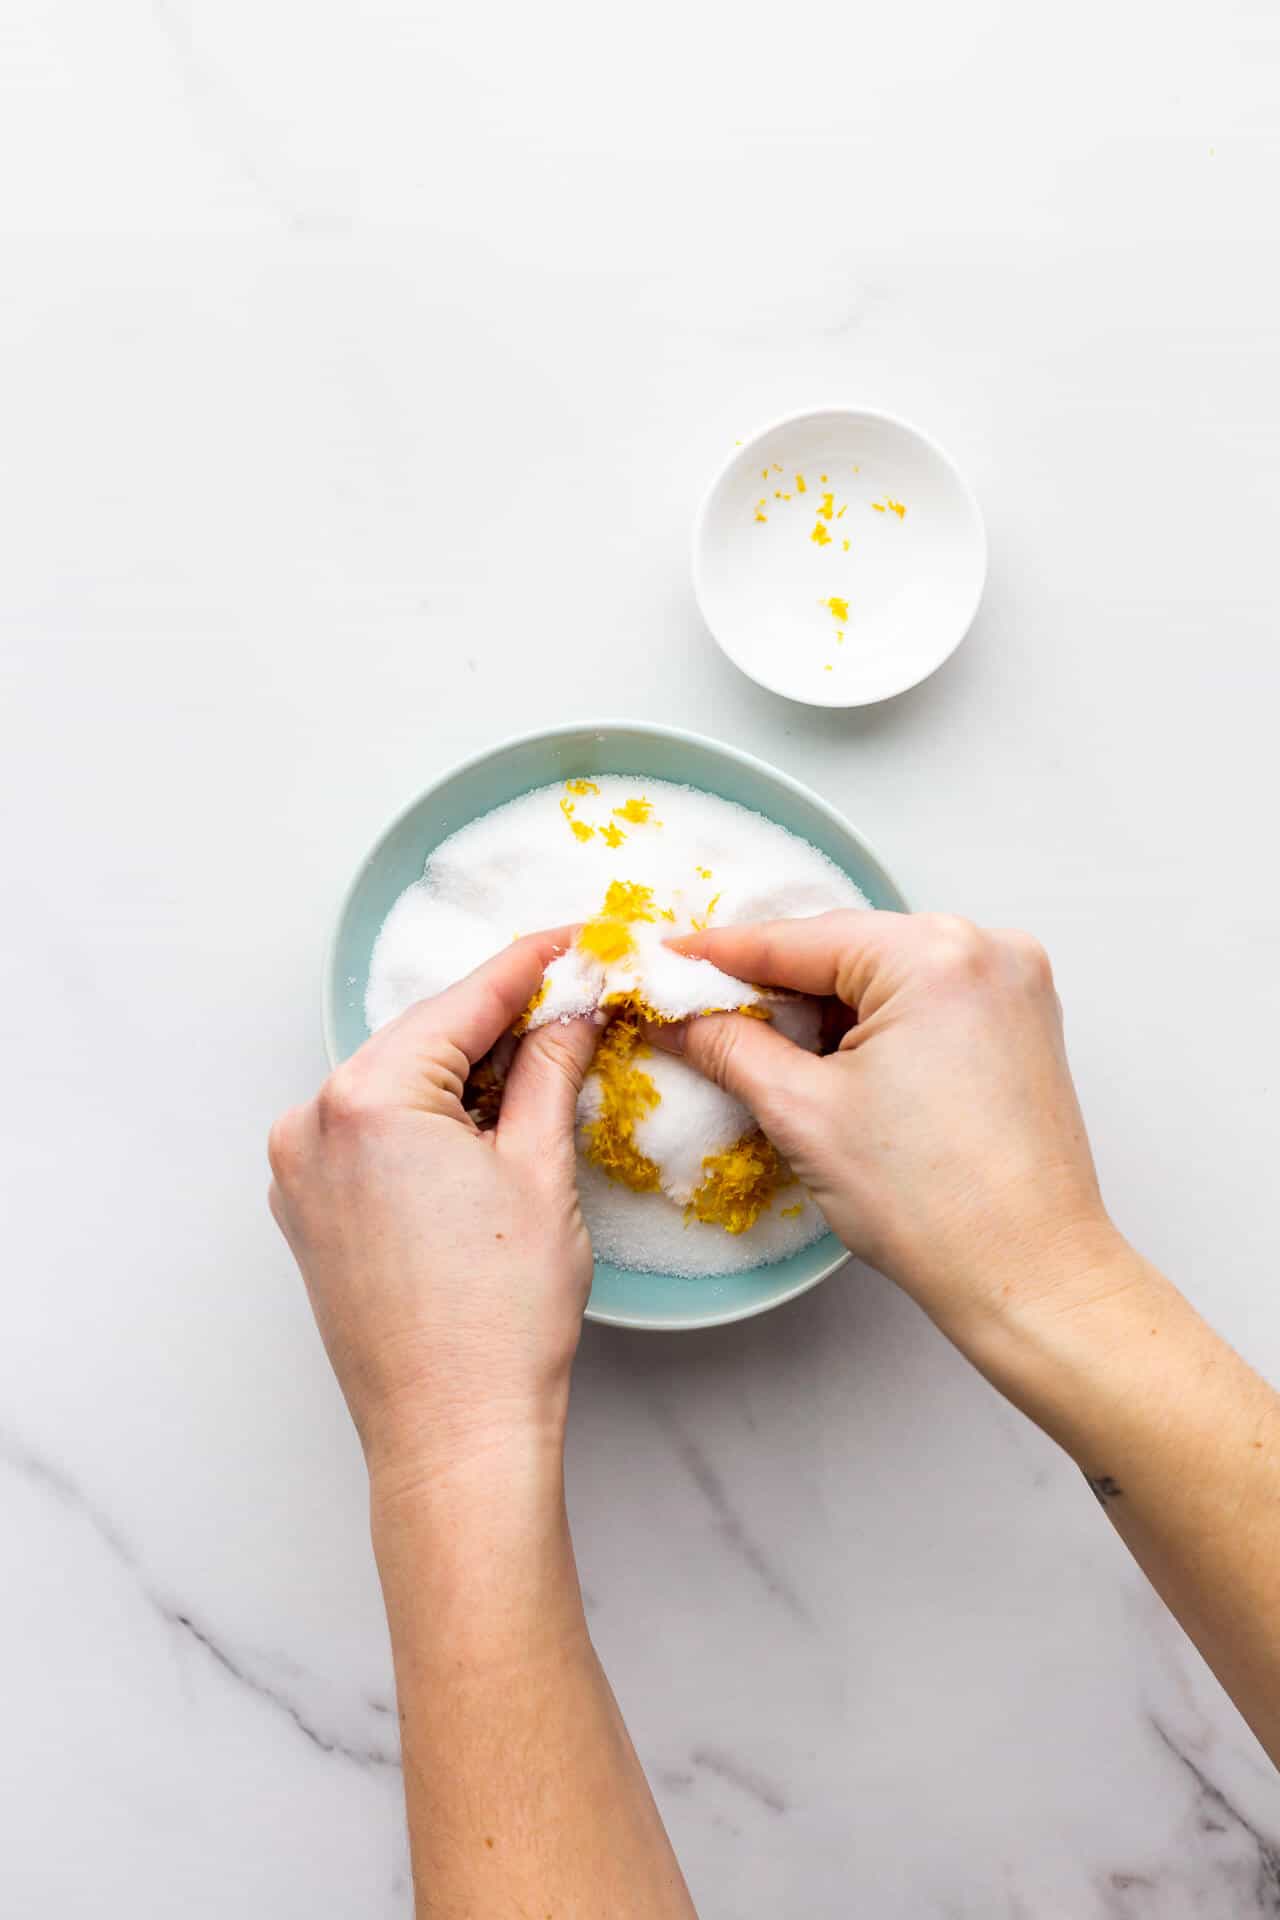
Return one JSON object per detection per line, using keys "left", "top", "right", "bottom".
{"left": 693, "top": 407, "right": 987, "bottom": 708}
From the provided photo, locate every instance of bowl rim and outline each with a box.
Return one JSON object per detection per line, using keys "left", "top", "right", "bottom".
{"left": 691, "top": 403, "right": 988, "bottom": 711}
{"left": 322, "top": 717, "right": 907, "bottom": 1331}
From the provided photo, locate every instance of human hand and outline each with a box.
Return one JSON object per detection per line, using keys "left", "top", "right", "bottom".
{"left": 651, "top": 913, "right": 1120, "bottom": 1348}
{"left": 268, "top": 932, "right": 598, "bottom": 1488}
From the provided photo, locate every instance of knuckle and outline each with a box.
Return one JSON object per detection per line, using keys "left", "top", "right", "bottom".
{"left": 267, "top": 1108, "right": 304, "bottom": 1181}
{"left": 316, "top": 1063, "right": 382, "bottom": 1131}
{"left": 1001, "top": 928, "right": 1054, "bottom": 988}
{"left": 529, "top": 1027, "right": 584, "bottom": 1092}
{"left": 697, "top": 1017, "right": 744, "bottom": 1089}
{"left": 921, "top": 913, "right": 988, "bottom": 980}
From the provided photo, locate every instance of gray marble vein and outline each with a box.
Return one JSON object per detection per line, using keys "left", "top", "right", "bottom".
{"left": 0, "top": 1423, "right": 399, "bottom": 1771}
{"left": 652, "top": 1404, "right": 813, "bottom": 1625}
{"left": 1148, "top": 1716, "right": 1280, "bottom": 1915}
{"left": 688, "top": 1746, "right": 787, "bottom": 1815}
{"left": 147, "top": 0, "right": 314, "bottom": 229}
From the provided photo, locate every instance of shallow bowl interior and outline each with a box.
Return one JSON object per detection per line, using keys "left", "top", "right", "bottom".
{"left": 325, "top": 721, "right": 909, "bottom": 1330}
{"left": 694, "top": 408, "right": 986, "bottom": 708}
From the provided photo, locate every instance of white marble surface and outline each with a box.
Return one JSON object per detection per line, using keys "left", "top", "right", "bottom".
{"left": 3, "top": 2, "right": 1279, "bottom": 1912}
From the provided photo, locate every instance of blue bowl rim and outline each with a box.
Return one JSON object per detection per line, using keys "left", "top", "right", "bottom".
{"left": 321, "top": 718, "right": 909, "bottom": 1331}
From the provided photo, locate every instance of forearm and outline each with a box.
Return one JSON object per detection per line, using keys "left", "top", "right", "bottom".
{"left": 371, "top": 1437, "right": 697, "bottom": 1920}
{"left": 962, "top": 1235, "right": 1280, "bottom": 1765}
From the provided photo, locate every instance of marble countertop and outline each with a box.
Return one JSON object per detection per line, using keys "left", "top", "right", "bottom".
{"left": 4, "top": 3, "right": 1279, "bottom": 1912}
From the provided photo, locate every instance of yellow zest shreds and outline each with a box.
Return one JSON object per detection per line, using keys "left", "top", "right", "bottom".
{"left": 796, "top": 473, "right": 807, "bottom": 493}
{"left": 602, "top": 880, "right": 657, "bottom": 922}
{"left": 658, "top": 906, "right": 677, "bottom": 923}
{"left": 579, "top": 917, "right": 634, "bottom": 962}
{"left": 842, "top": 539, "right": 851, "bottom": 551}
{"left": 576, "top": 878, "right": 658, "bottom": 962}
{"left": 818, "top": 492, "right": 835, "bottom": 521}
{"left": 513, "top": 978, "right": 549, "bottom": 1034}
{"left": 872, "top": 501, "right": 886, "bottom": 513}
{"left": 812, "top": 522, "right": 831, "bottom": 545}
{"left": 779, "top": 1202, "right": 804, "bottom": 1219}
{"left": 600, "top": 821, "right": 626, "bottom": 848}
{"left": 563, "top": 794, "right": 597, "bottom": 842}
{"left": 685, "top": 1131, "right": 792, "bottom": 1234}
{"left": 820, "top": 473, "right": 829, "bottom": 483}
{"left": 706, "top": 892, "right": 721, "bottom": 916}
{"left": 836, "top": 504, "right": 847, "bottom": 518}
{"left": 613, "top": 797, "right": 654, "bottom": 825}
{"left": 773, "top": 463, "right": 783, "bottom": 472}
{"left": 826, "top": 596, "right": 849, "bottom": 622}
{"left": 761, "top": 469, "right": 770, "bottom": 479}
{"left": 695, "top": 865, "right": 712, "bottom": 880}
{"left": 755, "top": 511, "right": 767, "bottom": 523}
{"left": 581, "top": 1022, "right": 663, "bottom": 1194}
{"left": 887, "top": 498, "right": 906, "bottom": 519}
{"left": 600, "top": 990, "right": 669, "bottom": 1023}
{"left": 564, "top": 778, "right": 600, "bottom": 797}
{"left": 836, "top": 631, "right": 845, "bottom": 644}
{"left": 823, "top": 664, "right": 833, "bottom": 672}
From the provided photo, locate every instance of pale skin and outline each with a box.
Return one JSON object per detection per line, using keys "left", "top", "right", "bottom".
{"left": 269, "top": 910, "right": 1280, "bottom": 1917}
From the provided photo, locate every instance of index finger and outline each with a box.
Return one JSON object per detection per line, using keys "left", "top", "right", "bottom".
{"left": 669, "top": 909, "right": 908, "bottom": 1007}
{"left": 371, "top": 925, "right": 577, "bottom": 1072}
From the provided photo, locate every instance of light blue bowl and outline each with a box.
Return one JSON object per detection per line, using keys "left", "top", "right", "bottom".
{"left": 324, "top": 721, "right": 909, "bottom": 1332}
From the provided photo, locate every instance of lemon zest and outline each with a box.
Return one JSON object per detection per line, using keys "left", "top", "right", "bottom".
{"left": 685, "top": 1131, "right": 792, "bottom": 1234}
{"left": 564, "top": 778, "right": 600, "bottom": 796}
{"left": 795, "top": 473, "right": 807, "bottom": 493}
{"left": 600, "top": 821, "right": 626, "bottom": 848}
{"left": 826, "top": 596, "right": 849, "bottom": 622}
{"left": 513, "top": 978, "right": 549, "bottom": 1035}
{"left": 818, "top": 492, "right": 835, "bottom": 521}
{"left": 613, "top": 797, "right": 654, "bottom": 825}
{"left": 570, "top": 818, "right": 595, "bottom": 843}
{"left": 811, "top": 522, "right": 831, "bottom": 546}
{"left": 581, "top": 1022, "right": 662, "bottom": 1194}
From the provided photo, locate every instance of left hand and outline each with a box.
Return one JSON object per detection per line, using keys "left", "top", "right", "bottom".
{"left": 268, "top": 931, "right": 599, "bottom": 1486}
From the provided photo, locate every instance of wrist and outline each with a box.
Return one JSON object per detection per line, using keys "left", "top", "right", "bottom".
{"left": 950, "top": 1227, "right": 1176, "bottom": 1454}
{"left": 369, "top": 1421, "right": 585, "bottom": 1671}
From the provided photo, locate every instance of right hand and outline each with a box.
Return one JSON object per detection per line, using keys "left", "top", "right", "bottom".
{"left": 650, "top": 912, "right": 1122, "bottom": 1347}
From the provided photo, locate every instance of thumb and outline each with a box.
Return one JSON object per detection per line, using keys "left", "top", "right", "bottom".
{"left": 496, "top": 1017, "right": 600, "bottom": 1164}
{"left": 646, "top": 1011, "right": 821, "bottom": 1123}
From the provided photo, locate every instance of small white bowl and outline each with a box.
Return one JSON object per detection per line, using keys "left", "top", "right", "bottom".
{"left": 692, "top": 407, "right": 987, "bottom": 707}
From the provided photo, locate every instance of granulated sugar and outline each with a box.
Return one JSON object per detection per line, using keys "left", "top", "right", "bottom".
{"left": 365, "top": 775, "right": 868, "bottom": 1276}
